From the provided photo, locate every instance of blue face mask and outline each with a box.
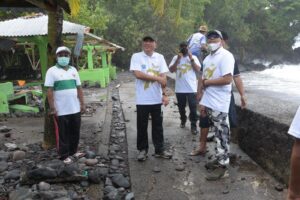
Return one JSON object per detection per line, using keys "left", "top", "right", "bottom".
{"left": 57, "top": 57, "right": 70, "bottom": 67}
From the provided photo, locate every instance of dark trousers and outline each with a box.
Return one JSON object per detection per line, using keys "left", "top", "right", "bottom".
{"left": 176, "top": 93, "right": 198, "bottom": 129}
{"left": 228, "top": 92, "right": 238, "bottom": 128}
{"left": 136, "top": 104, "right": 164, "bottom": 154}
{"left": 57, "top": 112, "right": 81, "bottom": 159}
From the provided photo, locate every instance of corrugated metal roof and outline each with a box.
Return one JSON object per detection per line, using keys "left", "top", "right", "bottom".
{"left": 0, "top": 15, "right": 86, "bottom": 37}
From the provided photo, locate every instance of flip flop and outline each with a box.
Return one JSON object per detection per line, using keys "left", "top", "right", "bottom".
{"left": 74, "top": 152, "right": 85, "bottom": 158}
{"left": 189, "top": 149, "right": 206, "bottom": 156}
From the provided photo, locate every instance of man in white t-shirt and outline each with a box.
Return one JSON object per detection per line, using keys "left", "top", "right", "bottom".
{"left": 187, "top": 25, "right": 208, "bottom": 63}
{"left": 44, "top": 46, "right": 85, "bottom": 164}
{"left": 169, "top": 41, "right": 201, "bottom": 135}
{"left": 130, "top": 36, "right": 172, "bottom": 161}
{"left": 287, "top": 106, "right": 300, "bottom": 200}
{"left": 198, "top": 30, "right": 235, "bottom": 181}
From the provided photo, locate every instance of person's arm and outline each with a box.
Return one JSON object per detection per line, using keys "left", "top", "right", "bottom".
{"left": 169, "top": 55, "right": 181, "bottom": 73}
{"left": 47, "top": 88, "right": 56, "bottom": 115}
{"left": 233, "top": 75, "right": 247, "bottom": 109}
{"left": 203, "top": 73, "right": 232, "bottom": 87}
{"left": 189, "top": 53, "right": 201, "bottom": 72}
{"left": 133, "top": 70, "right": 166, "bottom": 86}
{"left": 160, "top": 73, "right": 169, "bottom": 106}
{"left": 77, "top": 86, "right": 85, "bottom": 113}
{"left": 197, "top": 74, "right": 204, "bottom": 101}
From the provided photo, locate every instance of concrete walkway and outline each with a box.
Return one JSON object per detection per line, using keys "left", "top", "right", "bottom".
{"left": 119, "top": 76, "right": 287, "bottom": 200}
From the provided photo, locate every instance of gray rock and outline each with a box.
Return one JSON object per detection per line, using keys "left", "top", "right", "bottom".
{"left": 0, "top": 161, "right": 8, "bottom": 173}
{"left": 12, "top": 150, "right": 26, "bottom": 161}
{"left": 111, "top": 159, "right": 119, "bottom": 166}
{"left": 78, "top": 157, "right": 87, "bottom": 163}
{"left": 275, "top": 184, "right": 285, "bottom": 192}
{"left": 38, "top": 190, "right": 68, "bottom": 200}
{"left": 153, "top": 166, "right": 161, "bottom": 173}
{"left": 27, "top": 167, "right": 57, "bottom": 180}
{"left": 175, "top": 164, "right": 185, "bottom": 171}
{"left": 38, "top": 181, "right": 51, "bottom": 191}
{"left": 9, "top": 187, "right": 32, "bottom": 200}
{"left": 0, "top": 125, "right": 11, "bottom": 133}
{"left": 80, "top": 180, "right": 89, "bottom": 187}
{"left": 105, "top": 177, "right": 113, "bottom": 186}
{"left": 4, "top": 143, "right": 18, "bottom": 151}
{"left": 85, "top": 158, "right": 98, "bottom": 166}
{"left": 4, "top": 169, "right": 20, "bottom": 180}
{"left": 125, "top": 192, "right": 135, "bottom": 200}
{"left": 111, "top": 174, "right": 130, "bottom": 188}
{"left": 88, "top": 168, "right": 109, "bottom": 183}
{"left": 85, "top": 150, "right": 96, "bottom": 159}
{"left": 104, "top": 185, "right": 117, "bottom": 194}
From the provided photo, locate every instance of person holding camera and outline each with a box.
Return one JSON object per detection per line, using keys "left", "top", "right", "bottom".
{"left": 169, "top": 42, "right": 201, "bottom": 135}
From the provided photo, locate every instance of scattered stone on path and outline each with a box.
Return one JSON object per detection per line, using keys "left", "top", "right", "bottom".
{"left": 0, "top": 126, "right": 11, "bottom": 133}
{"left": 38, "top": 181, "right": 51, "bottom": 191}
{"left": 9, "top": 187, "right": 32, "bottom": 200}
{"left": 12, "top": 150, "right": 26, "bottom": 161}
{"left": 0, "top": 161, "right": 8, "bottom": 173}
{"left": 175, "top": 164, "right": 185, "bottom": 171}
{"left": 111, "top": 174, "right": 130, "bottom": 188}
{"left": 125, "top": 192, "right": 135, "bottom": 200}
{"left": 85, "top": 150, "right": 96, "bottom": 159}
{"left": 85, "top": 158, "right": 98, "bottom": 166}
{"left": 275, "top": 184, "right": 285, "bottom": 192}
{"left": 222, "top": 189, "right": 230, "bottom": 194}
{"left": 4, "top": 143, "right": 18, "bottom": 151}
{"left": 0, "top": 150, "right": 10, "bottom": 161}
{"left": 105, "top": 177, "right": 113, "bottom": 186}
{"left": 153, "top": 166, "right": 161, "bottom": 173}
{"left": 4, "top": 169, "right": 21, "bottom": 181}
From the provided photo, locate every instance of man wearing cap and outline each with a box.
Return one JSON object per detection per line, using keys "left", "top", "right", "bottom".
{"left": 197, "top": 30, "right": 235, "bottom": 181}
{"left": 45, "top": 46, "right": 85, "bottom": 164}
{"left": 187, "top": 25, "right": 208, "bottom": 63}
{"left": 130, "top": 36, "right": 172, "bottom": 161}
{"left": 192, "top": 31, "right": 247, "bottom": 156}
{"left": 169, "top": 42, "right": 201, "bottom": 135}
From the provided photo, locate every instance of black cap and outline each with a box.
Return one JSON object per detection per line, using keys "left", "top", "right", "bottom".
{"left": 220, "top": 31, "right": 229, "bottom": 41}
{"left": 143, "top": 35, "right": 157, "bottom": 42}
{"left": 206, "top": 30, "right": 223, "bottom": 39}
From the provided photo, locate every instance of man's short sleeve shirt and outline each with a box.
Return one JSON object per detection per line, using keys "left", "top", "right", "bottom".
{"left": 44, "top": 65, "right": 81, "bottom": 116}
{"left": 169, "top": 55, "right": 200, "bottom": 93}
{"left": 130, "top": 51, "right": 169, "bottom": 105}
{"left": 188, "top": 32, "right": 206, "bottom": 56}
{"left": 200, "top": 47, "right": 235, "bottom": 113}
{"left": 288, "top": 106, "right": 300, "bottom": 139}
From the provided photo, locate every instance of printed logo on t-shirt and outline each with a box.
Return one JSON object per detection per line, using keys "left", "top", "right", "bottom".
{"left": 204, "top": 64, "right": 216, "bottom": 79}
{"left": 141, "top": 64, "right": 146, "bottom": 69}
{"left": 178, "top": 63, "right": 192, "bottom": 78}
{"left": 144, "top": 64, "right": 160, "bottom": 89}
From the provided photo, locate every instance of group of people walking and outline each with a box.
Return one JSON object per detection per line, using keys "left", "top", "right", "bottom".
{"left": 44, "top": 25, "right": 299, "bottom": 199}
{"left": 129, "top": 26, "right": 247, "bottom": 181}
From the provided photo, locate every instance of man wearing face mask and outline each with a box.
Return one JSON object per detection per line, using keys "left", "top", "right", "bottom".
{"left": 169, "top": 42, "right": 201, "bottom": 135}
{"left": 198, "top": 30, "right": 235, "bottom": 181}
{"left": 45, "top": 46, "right": 85, "bottom": 164}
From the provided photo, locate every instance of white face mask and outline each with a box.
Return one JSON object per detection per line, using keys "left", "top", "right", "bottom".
{"left": 208, "top": 42, "right": 221, "bottom": 52}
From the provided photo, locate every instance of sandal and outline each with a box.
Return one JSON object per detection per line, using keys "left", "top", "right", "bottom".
{"left": 63, "top": 157, "right": 74, "bottom": 164}
{"left": 74, "top": 152, "right": 85, "bottom": 158}
{"left": 189, "top": 149, "right": 206, "bottom": 156}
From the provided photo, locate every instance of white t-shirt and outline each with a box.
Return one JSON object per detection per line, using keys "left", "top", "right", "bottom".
{"left": 44, "top": 65, "right": 81, "bottom": 116}
{"left": 187, "top": 32, "right": 206, "bottom": 55}
{"left": 200, "top": 47, "right": 235, "bottom": 113}
{"left": 169, "top": 55, "right": 200, "bottom": 93}
{"left": 130, "top": 51, "right": 169, "bottom": 105}
{"left": 288, "top": 106, "right": 300, "bottom": 139}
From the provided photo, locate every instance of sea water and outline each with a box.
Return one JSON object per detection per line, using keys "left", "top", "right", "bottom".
{"left": 241, "top": 64, "right": 300, "bottom": 103}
